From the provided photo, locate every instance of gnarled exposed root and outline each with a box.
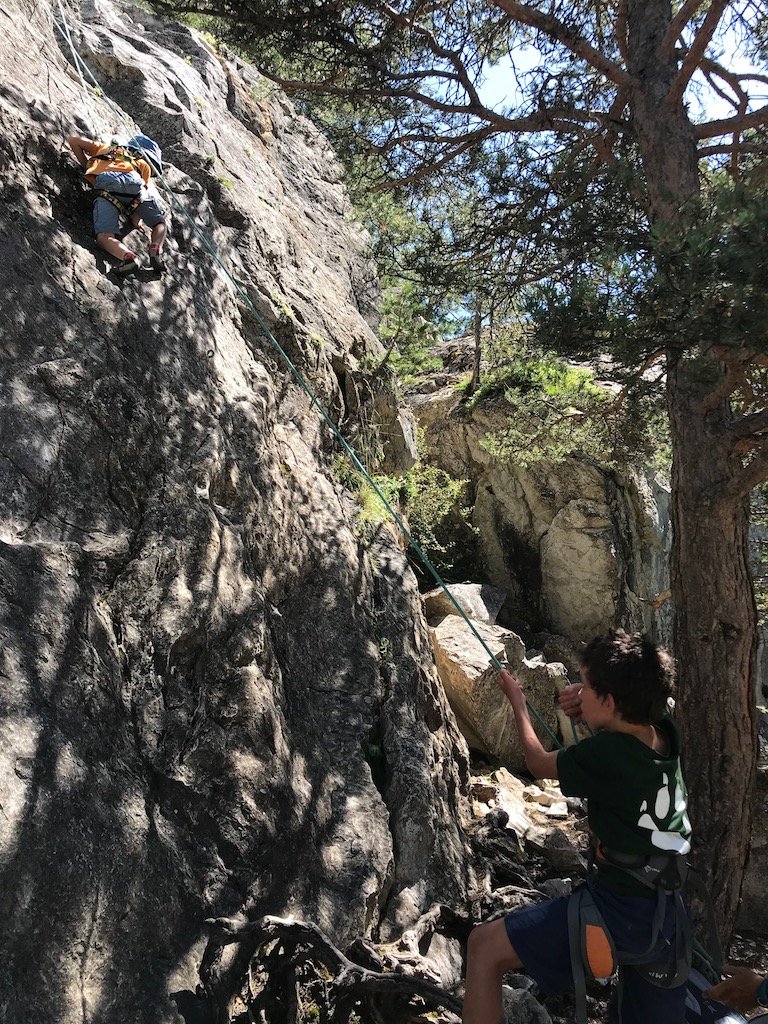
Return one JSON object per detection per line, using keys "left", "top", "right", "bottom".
{"left": 201, "top": 908, "right": 468, "bottom": 1024}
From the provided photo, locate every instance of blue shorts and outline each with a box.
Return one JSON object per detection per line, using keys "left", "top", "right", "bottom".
{"left": 92, "top": 171, "right": 165, "bottom": 235}
{"left": 504, "top": 882, "right": 688, "bottom": 1024}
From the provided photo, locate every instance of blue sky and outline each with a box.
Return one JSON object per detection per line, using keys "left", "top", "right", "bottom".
{"left": 477, "top": 33, "right": 767, "bottom": 123}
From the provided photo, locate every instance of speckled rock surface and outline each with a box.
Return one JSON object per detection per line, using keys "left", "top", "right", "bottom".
{"left": 409, "top": 390, "right": 672, "bottom": 645}
{"left": 0, "top": 2, "right": 466, "bottom": 1020}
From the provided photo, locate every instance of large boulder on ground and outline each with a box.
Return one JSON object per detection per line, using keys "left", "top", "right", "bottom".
{"left": 409, "top": 391, "right": 672, "bottom": 647}
{"left": 430, "top": 617, "right": 571, "bottom": 771}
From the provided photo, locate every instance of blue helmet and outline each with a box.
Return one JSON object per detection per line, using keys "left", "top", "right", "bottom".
{"left": 126, "top": 134, "right": 162, "bottom": 176}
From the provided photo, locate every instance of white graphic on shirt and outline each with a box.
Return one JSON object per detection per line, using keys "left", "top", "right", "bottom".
{"left": 636, "top": 773, "right": 691, "bottom": 854}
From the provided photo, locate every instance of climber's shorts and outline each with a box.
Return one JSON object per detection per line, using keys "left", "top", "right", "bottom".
{"left": 503, "top": 883, "right": 688, "bottom": 1024}
{"left": 92, "top": 171, "right": 165, "bottom": 235}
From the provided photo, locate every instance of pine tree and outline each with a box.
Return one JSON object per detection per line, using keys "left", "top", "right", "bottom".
{"left": 152, "top": 0, "right": 768, "bottom": 938}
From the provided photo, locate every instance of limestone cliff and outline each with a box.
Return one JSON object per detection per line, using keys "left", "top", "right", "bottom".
{"left": 0, "top": 2, "right": 471, "bottom": 1021}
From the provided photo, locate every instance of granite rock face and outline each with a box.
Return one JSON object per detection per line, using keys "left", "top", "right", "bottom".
{"left": 0, "top": 3, "right": 465, "bottom": 1021}
{"left": 410, "top": 389, "right": 672, "bottom": 646}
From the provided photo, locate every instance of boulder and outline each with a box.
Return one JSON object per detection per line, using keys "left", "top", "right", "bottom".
{"left": 492, "top": 767, "right": 547, "bottom": 844}
{"left": 531, "top": 632, "right": 583, "bottom": 680}
{"left": 502, "top": 986, "right": 553, "bottom": 1024}
{"left": 524, "top": 651, "right": 591, "bottom": 748}
{"left": 524, "top": 784, "right": 569, "bottom": 819}
{"left": 430, "top": 617, "right": 566, "bottom": 771}
{"left": 539, "top": 499, "right": 619, "bottom": 640}
{"left": 423, "top": 582, "right": 508, "bottom": 626}
{"left": 372, "top": 380, "right": 418, "bottom": 473}
{"left": 528, "top": 829, "right": 588, "bottom": 876}
{"left": 410, "top": 391, "right": 673, "bottom": 647}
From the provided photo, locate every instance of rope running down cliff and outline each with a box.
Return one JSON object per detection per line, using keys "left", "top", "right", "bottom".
{"left": 48, "top": 0, "right": 567, "bottom": 750}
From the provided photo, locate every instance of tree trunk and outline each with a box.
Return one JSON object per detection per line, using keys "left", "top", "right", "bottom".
{"left": 470, "top": 304, "right": 482, "bottom": 394}
{"left": 667, "top": 358, "right": 757, "bottom": 940}
{"left": 627, "top": 0, "right": 757, "bottom": 938}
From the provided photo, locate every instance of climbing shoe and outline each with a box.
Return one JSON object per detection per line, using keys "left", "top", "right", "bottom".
{"left": 149, "top": 246, "right": 166, "bottom": 273}
{"left": 114, "top": 253, "right": 139, "bottom": 276}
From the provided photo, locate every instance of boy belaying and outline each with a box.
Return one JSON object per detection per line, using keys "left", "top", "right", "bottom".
{"left": 67, "top": 133, "right": 167, "bottom": 274}
{"left": 463, "top": 630, "right": 695, "bottom": 1024}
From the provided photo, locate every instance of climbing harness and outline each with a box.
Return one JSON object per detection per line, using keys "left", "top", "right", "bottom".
{"left": 86, "top": 139, "right": 162, "bottom": 222}
{"left": 49, "top": 0, "right": 567, "bottom": 747}
{"left": 568, "top": 842, "right": 725, "bottom": 1024}
{"left": 93, "top": 188, "right": 143, "bottom": 221}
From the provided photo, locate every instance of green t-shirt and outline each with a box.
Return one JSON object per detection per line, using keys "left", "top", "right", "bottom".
{"left": 557, "top": 718, "right": 691, "bottom": 895}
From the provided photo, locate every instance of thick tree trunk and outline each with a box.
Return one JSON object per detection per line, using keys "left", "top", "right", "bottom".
{"left": 627, "top": 0, "right": 758, "bottom": 938}
{"left": 667, "top": 359, "right": 757, "bottom": 939}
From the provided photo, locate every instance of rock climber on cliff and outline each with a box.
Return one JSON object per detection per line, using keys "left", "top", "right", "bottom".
{"left": 67, "top": 132, "right": 167, "bottom": 275}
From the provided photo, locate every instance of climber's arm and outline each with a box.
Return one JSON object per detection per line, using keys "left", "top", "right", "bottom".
{"left": 67, "top": 134, "right": 99, "bottom": 168}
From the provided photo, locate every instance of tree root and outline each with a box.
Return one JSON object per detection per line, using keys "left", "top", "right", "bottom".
{"left": 201, "top": 908, "right": 467, "bottom": 1024}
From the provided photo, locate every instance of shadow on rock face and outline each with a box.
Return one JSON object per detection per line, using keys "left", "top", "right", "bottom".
{"left": 170, "top": 989, "right": 209, "bottom": 1024}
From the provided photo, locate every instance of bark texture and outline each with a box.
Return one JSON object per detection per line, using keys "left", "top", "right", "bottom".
{"left": 668, "top": 358, "right": 757, "bottom": 934}
{"left": 627, "top": 0, "right": 757, "bottom": 937}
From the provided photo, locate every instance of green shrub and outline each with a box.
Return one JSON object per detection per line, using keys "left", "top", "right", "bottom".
{"left": 333, "top": 458, "right": 475, "bottom": 579}
{"left": 467, "top": 347, "right": 668, "bottom": 469}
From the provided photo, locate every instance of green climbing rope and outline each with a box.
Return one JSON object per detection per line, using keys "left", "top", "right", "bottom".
{"left": 48, "top": 1, "right": 566, "bottom": 750}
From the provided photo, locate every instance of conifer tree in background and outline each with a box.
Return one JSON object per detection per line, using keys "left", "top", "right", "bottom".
{"left": 151, "top": 0, "right": 768, "bottom": 940}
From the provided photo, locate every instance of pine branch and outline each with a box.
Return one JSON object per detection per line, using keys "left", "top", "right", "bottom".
{"left": 492, "top": 0, "right": 635, "bottom": 90}
{"left": 729, "top": 408, "right": 768, "bottom": 442}
{"left": 668, "top": 0, "right": 730, "bottom": 108}
{"left": 724, "top": 445, "right": 768, "bottom": 500}
{"left": 660, "top": 0, "right": 708, "bottom": 59}
{"left": 698, "top": 142, "right": 768, "bottom": 158}
{"left": 614, "top": 0, "right": 629, "bottom": 63}
{"left": 696, "top": 103, "right": 768, "bottom": 139}
{"left": 374, "top": 0, "right": 485, "bottom": 110}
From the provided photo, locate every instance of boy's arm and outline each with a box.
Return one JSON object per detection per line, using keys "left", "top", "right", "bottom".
{"left": 498, "top": 667, "right": 559, "bottom": 780}
{"left": 67, "top": 135, "right": 99, "bottom": 168}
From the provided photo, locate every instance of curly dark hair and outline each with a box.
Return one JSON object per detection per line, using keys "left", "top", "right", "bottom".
{"left": 580, "top": 629, "right": 675, "bottom": 725}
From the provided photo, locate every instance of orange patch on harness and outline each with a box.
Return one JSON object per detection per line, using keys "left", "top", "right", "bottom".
{"left": 585, "top": 924, "right": 615, "bottom": 979}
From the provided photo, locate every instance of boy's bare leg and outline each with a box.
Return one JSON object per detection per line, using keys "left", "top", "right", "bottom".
{"left": 463, "top": 918, "right": 523, "bottom": 1024}
{"left": 95, "top": 231, "right": 137, "bottom": 261}
{"left": 149, "top": 221, "right": 166, "bottom": 251}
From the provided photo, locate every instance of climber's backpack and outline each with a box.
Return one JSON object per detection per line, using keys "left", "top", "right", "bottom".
{"left": 568, "top": 844, "right": 723, "bottom": 1024}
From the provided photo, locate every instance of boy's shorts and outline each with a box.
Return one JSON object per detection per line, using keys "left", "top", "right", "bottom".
{"left": 504, "top": 882, "right": 688, "bottom": 1024}
{"left": 92, "top": 171, "right": 165, "bottom": 235}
